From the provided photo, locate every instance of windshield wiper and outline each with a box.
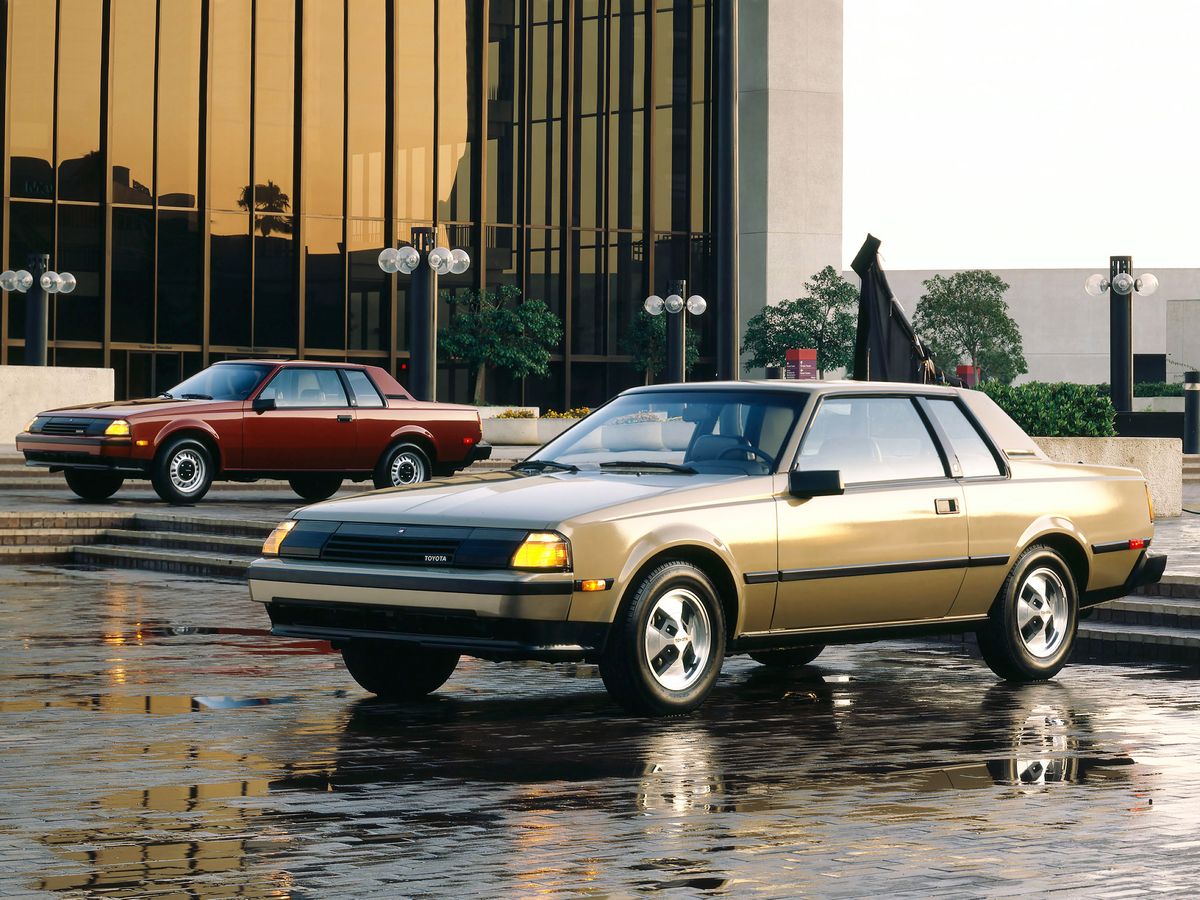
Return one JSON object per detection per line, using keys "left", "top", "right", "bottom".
{"left": 158, "top": 392, "right": 174, "bottom": 399}
{"left": 599, "top": 461, "right": 697, "bottom": 474}
{"left": 512, "top": 459, "right": 579, "bottom": 474}
{"left": 180, "top": 393, "right": 213, "bottom": 400}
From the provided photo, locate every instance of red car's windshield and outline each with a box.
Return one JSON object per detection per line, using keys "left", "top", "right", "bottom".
{"left": 162, "top": 364, "right": 273, "bottom": 401}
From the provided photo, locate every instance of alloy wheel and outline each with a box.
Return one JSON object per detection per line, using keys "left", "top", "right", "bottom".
{"left": 169, "top": 448, "right": 206, "bottom": 495}
{"left": 389, "top": 450, "right": 426, "bottom": 486}
{"left": 1015, "top": 567, "right": 1069, "bottom": 659}
{"left": 642, "top": 588, "right": 712, "bottom": 691}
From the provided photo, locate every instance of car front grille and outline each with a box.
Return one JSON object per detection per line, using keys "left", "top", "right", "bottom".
{"left": 40, "top": 418, "right": 95, "bottom": 436}
{"left": 321, "top": 534, "right": 463, "bottom": 567}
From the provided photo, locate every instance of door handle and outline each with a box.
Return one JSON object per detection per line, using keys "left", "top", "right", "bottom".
{"left": 337, "top": 414, "right": 353, "bottom": 423}
{"left": 935, "top": 498, "right": 959, "bottom": 515}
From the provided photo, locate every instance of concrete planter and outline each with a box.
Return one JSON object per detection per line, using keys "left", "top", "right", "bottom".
{"left": 536, "top": 420, "right": 575, "bottom": 443}
{"left": 482, "top": 418, "right": 539, "bottom": 445}
{"left": 1034, "top": 436, "right": 1182, "bottom": 517}
{"left": 475, "top": 406, "right": 539, "bottom": 419}
{"left": 1, "top": 366, "right": 115, "bottom": 445}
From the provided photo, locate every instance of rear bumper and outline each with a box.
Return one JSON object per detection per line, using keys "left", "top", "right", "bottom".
{"left": 16, "top": 434, "right": 148, "bottom": 474}
{"left": 247, "top": 557, "right": 604, "bottom": 661}
{"left": 1082, "top": 550, "right": 1168, "bottom": 606}
{"left": 464, "top": 441, "right": 493, "bottom": 465}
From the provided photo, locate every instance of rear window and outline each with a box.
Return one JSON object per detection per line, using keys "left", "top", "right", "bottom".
{"left": 343, "top": 369, "right": 385, "bottom": 408}
{"left": 926, "top": 399, "right": 1003, "bottom": 477}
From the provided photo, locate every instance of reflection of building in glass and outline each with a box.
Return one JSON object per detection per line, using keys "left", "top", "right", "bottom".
{"left": 0, "top": 1, "right": 729, "bottom": 408}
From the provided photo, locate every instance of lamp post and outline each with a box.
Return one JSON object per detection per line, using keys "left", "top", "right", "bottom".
{"left": 378, "top": 227, "right": 470, "bottom": 402}
{"left": 1083, "top": 257, "right": 1159, "bottom": 413}
{"left": 0, "top": 254, "right": 78, "bottom": 366}
{"left": 644, "top": 279, "right": 707, "bottom": 383}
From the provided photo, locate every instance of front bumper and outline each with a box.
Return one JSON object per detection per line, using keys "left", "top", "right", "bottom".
{"left": 16, "top": 434, "right": 148, "bottom": 474}
{"left": 247, "top": 557, "right": 604, "bottom": 661}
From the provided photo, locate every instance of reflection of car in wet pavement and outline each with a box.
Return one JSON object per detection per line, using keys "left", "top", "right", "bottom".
{"left": 250, "top": 381, "right": 1165, "bottom": 715}
{"left": 16, "top": 360, "right": 489, "bottom": 504}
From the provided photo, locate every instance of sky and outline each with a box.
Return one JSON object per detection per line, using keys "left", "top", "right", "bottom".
{"left": 842, "top": 0, "right": 1200, "bottom": 271}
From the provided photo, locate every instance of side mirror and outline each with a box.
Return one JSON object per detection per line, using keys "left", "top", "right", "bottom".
{"left": 252, "top": 396, "right": 276, "bottom": 413}
{"left": 788, "top": 469, "right": 844, "bottom": 499}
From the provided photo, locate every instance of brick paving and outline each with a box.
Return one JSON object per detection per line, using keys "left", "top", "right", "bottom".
{"left": 2, "top": 565, "right": 1200, "bottom": 897}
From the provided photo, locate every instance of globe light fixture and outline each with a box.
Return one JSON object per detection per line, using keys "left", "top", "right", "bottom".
{"left": 377, "top": 247, "right": 400, "bottom": 273}
{"left": 1083, "top": 274, "right": 1108, "bottom": 297}
{"left": 664, "top": 293, "right": 685, "bottom": 314}
{"left": 396, "top": 246, "right": 421, "bottom": 274}
{"left": 686, "top": 294, "right": 707, "bottom": 315}
{"left": 644, "top": 280, "right": 707, "bottom": 383}
{"left": 0, "top": 256, "right": 75, "bottom": 366}
{"left": 427, "top": 246, "right": 453, "bottom": 275}
{"left": 58, "top": 272, "right": 77, "bottom": 294}
{"left": 40, "top": 271, "right": 64, "bottom": 294}
{"left": 449, "top": 248, "right": 471, "bottom": 275}
{"left": 1110, "top": 271, "right": 1135, "bottom": 295}
{"left": 0, "top": 270, "right": 17, "bottom": 292}
{"left": 1135, "top": 273, "right": 1159, "bottom": 296}
{"left": 1084, "top": 256, "right": 1159, "bottom": 416}
{"left": 644, "top": 295, "right": 665, "bottom": 316}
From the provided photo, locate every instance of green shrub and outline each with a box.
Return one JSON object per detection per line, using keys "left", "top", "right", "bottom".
{"left": 1097, "top": 381, "right": 1184, "bottom": 397}
{"left": 979, "top": 382, "right": 1116, "bottom": 437}
{"left": 495, "top": 408, "right": 534, "bottom": 419}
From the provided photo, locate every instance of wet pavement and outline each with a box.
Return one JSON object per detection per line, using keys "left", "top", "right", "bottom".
{"left": 3, "top": 565, "right": 1200, "bottom": 897}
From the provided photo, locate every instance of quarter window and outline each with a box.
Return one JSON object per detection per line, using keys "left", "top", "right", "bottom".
{"left": 796, "top": 397, "right": 945, "bottom": 484}
{"left": 343, "top": 369, "right": 385, "bottom": 408}
{"left": 926, "top": 399, "right": 1003, "bottom": 477}
{"left": 260, "top": 368, "right": 349, "bottom": 408}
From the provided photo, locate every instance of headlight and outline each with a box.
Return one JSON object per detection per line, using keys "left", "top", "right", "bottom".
{"left": 262, "top": 520, "right": 297, "bottom": 556}
{"left": 104, "top": 419, "right": 131, "bottom": 436}
{"left": 24, "top": 416, "right": 39, "bottom": 433}
{"left": 511, "top": 532, "right": 571, "bottom": 569}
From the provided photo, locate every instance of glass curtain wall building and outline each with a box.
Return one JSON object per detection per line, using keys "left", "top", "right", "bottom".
{"left": 1, "top": 0, "right": 717, "bottom": 406}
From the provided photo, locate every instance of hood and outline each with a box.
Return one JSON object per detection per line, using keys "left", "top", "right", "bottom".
{"left": 37, "top": 398, "right": 242, "bottom": 419}
{"left": 295, "top": 470, "right": 739, "bottom": 529}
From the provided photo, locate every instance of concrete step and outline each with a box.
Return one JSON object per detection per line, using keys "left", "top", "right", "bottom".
{"left": 1076, "top": 620, "right": 1200, "bottom": 663}
{"left": 128, "top": 512, "right": 279, "bottom": 539}
{"left": 1090, "top": 596, "right": 1200, "bottom": 630}
{"left": 0, "top": 527, "right": 105, "bottom": 547}
{"left": 102, "top": 528, "right": 263, "bottom": 556}
{"left": 1133, "top": 574, "right": 1200, "bottom": 601}
{"left": 71, "top": 544, "right": 251, "bottom": 579}
{"left": 0, "top": 544, "right": 73, "bottom": 564}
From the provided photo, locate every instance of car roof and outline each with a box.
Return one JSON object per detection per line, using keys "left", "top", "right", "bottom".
{"left": 621, "top": 379, "right": 962, "bottom": 398}
{"left": 212, "top": 359, "right": 368, "bottom": 369}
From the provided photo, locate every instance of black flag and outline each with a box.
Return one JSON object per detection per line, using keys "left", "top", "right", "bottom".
{"left": 850, "top": 234, "right": 943, "bottom": 384}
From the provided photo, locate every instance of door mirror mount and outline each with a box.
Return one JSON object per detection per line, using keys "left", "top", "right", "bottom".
{"left": 252, "top": 396, "right": 276, "bottom": 413}
{"left": 788, "top": 469, "right": 844, "bottom": 499}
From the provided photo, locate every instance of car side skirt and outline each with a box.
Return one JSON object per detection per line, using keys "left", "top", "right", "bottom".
{"left": 730, "top": 614, "right": 990, "bottom": 653}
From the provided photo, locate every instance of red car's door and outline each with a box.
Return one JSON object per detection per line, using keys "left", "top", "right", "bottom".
{"left": 241, "top": 367, "right": 357, "bottom": 471}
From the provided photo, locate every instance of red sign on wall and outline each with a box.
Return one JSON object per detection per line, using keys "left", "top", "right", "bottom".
{"left": 956, "top": 364, "right": 980, "bottom": 387}
{"left": 786, "top": 348, "right": 818, "bottom": 380}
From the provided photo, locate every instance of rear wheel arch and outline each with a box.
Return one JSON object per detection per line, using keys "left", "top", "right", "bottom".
{"left": 383, "top": 430, "right": 437, "bottom": 467}
{"left": 618, "top": 544, "right": 740, "bottom": 644}
{"left": 1009, "top": 531, "right": 1089, "bottom": 602}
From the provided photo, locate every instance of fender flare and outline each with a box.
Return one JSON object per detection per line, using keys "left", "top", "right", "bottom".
{"left": 152, "top": 420, "right": 223, "bottom": 468}
{"left": 384, "top": 425, "right": 439, "bottom": 460}
{"left": 1010, "top": 514, "right": 1092, "bottom": 587}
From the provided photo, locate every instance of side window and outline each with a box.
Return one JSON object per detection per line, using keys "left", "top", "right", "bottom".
{"left": 260, "top": 368, "right": 349, "bottom": 408}
{"left": 796, "top": 396, "right": 946, "bottom": 484}
{"left": 926, "top": 399, "right": 1003, "bottom": 477}
{"left": 343, "top": 369, "right": 385, "bottom": 408}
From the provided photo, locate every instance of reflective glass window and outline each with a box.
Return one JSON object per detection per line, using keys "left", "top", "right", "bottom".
{"left": 255, "top": 1, "right": 296, "bottom": 201}
{"left": 157, "top": 0, "right": 201, "bottom": 207}
{"left": 110, "top": 0, "right": 156, "bottom": 204}
{"left": 438, "top": 2, "right": 480, "bottom": 223}
{"left": 8, "top": 0, "right": 55, "bottom": 198}
{"left": 303, "top": 218, "right": 346, "bottom": 350}
{"left": 302, "top": 1, "right": 344, "bottom": 217}
{"left": 56, "top": 0, "right": 103, "bottom": 201}
{"left": 209, "top": 211, "right": 252, "bottom": 347}
{"left": 572, "top": 232, "right": 605, "bottom": 355}
{"left": 348, "top": 219, "right": 388, "bottom": 351}
{"left": 254, "top": 218, "right": 296, "bottom": 349}
{"left": 54, "top": 205, "right": 102, "bottom": 342}
{"left": 344, "top": 369, "right": 385, "bottom": 407}
{"left": 395, "top": 0, "right": 435, "bottom": 222}
{"left": 157, "top": 211, "right": 203, "bottom": 345}
{"left": 210, "top": 0, "right": 253, "bottom": 213}
{"left": 347, "top": 1, "right": 386, "bottom": 220}
{"left": 6, "top": 202, "right": 53, "bottom": 338}
{"left": 111, "top": 208, "right": 155, "bottom": 343}
{"left": 486, "top": 9, "right": 521, "bottom": 226}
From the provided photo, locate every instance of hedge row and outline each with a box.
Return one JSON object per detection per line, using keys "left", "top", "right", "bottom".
{"left": 1096, "top": 381, "right": 1185, "bottom": 397}
{"left": 979, "top": 382, "right": 1116, "bottom": 437}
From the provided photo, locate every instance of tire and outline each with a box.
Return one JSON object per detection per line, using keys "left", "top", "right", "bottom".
{"left": 340, "top": 641, "right": 460, "bottom": 700}
{"left": 63, "top": 469, "right": 124, "bottom": 501}
{"left": 151, "top": 438, "right": 214, "bottom": 505}
{"left": 749, "top": 645, "right": 824, "bottom": 667}
{"left": 599, "top": 561, "right": 726, "bottom": 717}
{"left": 288, "top": 474, "right": 344, "bottom": 502}
{"left": 977, "top": 544, "right": 1078, "bottom": 682}
{"left": 373, "top": 443, "right": 431, "bottom": 489}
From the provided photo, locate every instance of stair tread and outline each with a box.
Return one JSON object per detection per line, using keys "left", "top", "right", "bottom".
{"left": 101, "top": 528, "right": 263, "bottom": 551}
{"left": 77, "top": 544, "right": 253, "bottom": 564}
{"left": 1078, "top": 620, "right": 1200, "bottom": 645}
{"left": 1099, "top": 596, "right": 1200, "bottom": 613}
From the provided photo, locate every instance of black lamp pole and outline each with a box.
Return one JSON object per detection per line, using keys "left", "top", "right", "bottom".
{"left": 714, "top": 0, "right": 739, "bottom": 381}
{"left": 407, "top": 227, "right": 438, "bottom": 402}
{"left": 666, "top": 279, "right": 687, "bottom": 383}
{"left": 24, "top": 253, "right": 50, "bottom": 367}
{"left": 1109, "top": 255, "right": 1134, "bottom": 414}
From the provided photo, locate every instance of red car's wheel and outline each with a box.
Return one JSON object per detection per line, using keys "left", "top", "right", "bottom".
{"left": 64, "top": 469, "right": 123, "bottom": 501}
{"left": 374, "top": 443, "right": 431, "bottom": 489}
{"left": 151, "top": 438, "right": 214, "bottom": 505}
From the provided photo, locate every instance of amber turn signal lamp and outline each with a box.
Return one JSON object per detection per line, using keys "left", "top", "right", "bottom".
{"left": 262, "top": 520, "right": 297, "bottom": 556}
{"left": 511, "top": 532, "right": 570, "bottom": 569}
{"left": 104, "top": 419, "right": 131, "bottom": 436}
{"left": 579, "top": 579, "right": 608, "bottom": 592}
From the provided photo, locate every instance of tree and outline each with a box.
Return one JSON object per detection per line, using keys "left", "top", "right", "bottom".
{"left": 619, "top": 312, "right": 700, "bottom": 384}
{"left": 438, "top": 285, "right": 563, "bottom": 405}
{"left": 912, "top": 270, "right": 1027, "bottom": 384}
{"left": 740, "top": 266, "right": 857, "bottom": 376}
{"left": 237, "top": 181, "right": 293, "bottom": 238}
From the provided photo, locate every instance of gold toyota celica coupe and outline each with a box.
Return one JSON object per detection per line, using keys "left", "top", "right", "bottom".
{"left": 249, "top": 381, "right": 1164, "bottom": 716}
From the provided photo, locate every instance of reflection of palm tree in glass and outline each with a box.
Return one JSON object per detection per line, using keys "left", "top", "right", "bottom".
{"left": 237, "top": 180, "right": 294, "bottom": 238}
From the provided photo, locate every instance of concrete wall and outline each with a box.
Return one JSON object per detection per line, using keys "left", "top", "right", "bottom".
{"left": 872, "top": 267, "right": 1200, "bottom": 385}
{"left": 740, "top": 0, "right": 843, "bottom": 374}
{"left": 0, "top": 366, "right": 115, "bottom": 446}
{"left": 1035, "top": 436, "right": 1181, "bottom": 518}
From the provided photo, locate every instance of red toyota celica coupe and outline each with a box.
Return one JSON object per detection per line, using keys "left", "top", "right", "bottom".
{"left": 16, "top": 360, "right": 490, "bottom": 504}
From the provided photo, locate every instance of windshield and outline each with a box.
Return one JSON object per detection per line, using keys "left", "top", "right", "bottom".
{"left": 163, "top": 364, "right": 272, "bottom": 401}
{"left": 526, "top": 389, "right": 808, "bottom": 476}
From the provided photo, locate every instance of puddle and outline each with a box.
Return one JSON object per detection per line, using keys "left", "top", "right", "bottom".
{"left": 0, "top": 693, "right": 299, "bottom": 715}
